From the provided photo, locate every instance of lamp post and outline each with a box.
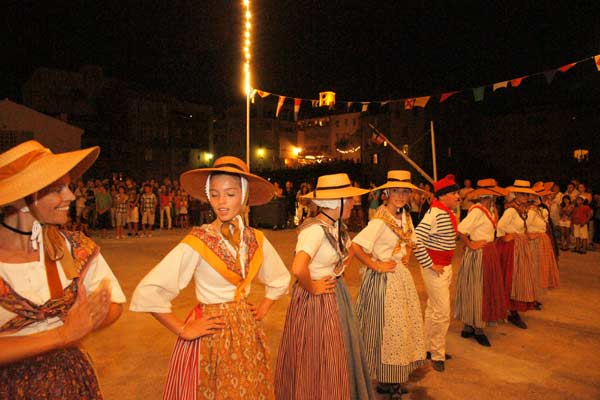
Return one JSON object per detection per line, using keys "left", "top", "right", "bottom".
{"left": 242, "top": 0, "right": 252, "bottom": 170}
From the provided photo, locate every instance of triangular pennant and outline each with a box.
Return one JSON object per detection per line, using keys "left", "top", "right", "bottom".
{"left": 311, "top": 100, "right": 319, "bottom": 108}
{"left": 361, "top": 102, "right": 369, "bottom": 112}
{"left": 492, "top": 81, "right": 509, "bottom": 91}
{"left": 440, "top": 91, "right": 458, "bottom": 102}
{"left": 414, "top": 96, "right": 430, "bottom": 108}
{"left": 510, "top": 77, "right": 524, "bottom": 87}
{"left": 293, "top": 98, "right": 301, "bottom": 121}
{"left": 276, "top": 96, "right": 285, "bottom": 118}
{"left": 380, "top": 101, "right": 390, "bottom": 106}
{"left": 371, "top": 132, "right": 385, "bottom": 145}
{"left": 257, "top": 90, "right": 270, "bottom": 98}
{"left": 404, "top": 98, "right": 415, "bottom": 110}
{"left": 472, "top": 86, "right": 485, "bottom": 102}
{"left": 543, "top": 70, "right": 557, "bottom": 85}
{"left": 347, "top": 102, "right": 353, "bottom": 110}
{"left": 595, "top": 55, "right": 600, "bottom": 72}
{"left": 559, "top": 63, "right": 576, "bottom": 72}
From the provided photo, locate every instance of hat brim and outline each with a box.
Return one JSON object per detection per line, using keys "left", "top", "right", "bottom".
{"left": 467, "top": 187, "right": 506, "bottom": 199}
{"left": 0, "top": 146, "right": 99, "bottom": 207}
{"left": 180, "top": 167, "right": 274, "bottom": 206}
{"left": 373, "top": 181, "right": 423, "bottom": 192}
{"left": 301, "top": 186, "right": 369, "bottom": 199}
{"left": 505, "top": 186, "right": 538, "bottom": 195}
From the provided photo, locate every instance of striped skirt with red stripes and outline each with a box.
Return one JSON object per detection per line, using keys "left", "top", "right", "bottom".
{"left": 275, "top": 280, "right": 375, "bottom": 400}
{"left": 530, "top": 235, "right": 560, "bottom": 291}
{"left": 496, "top": 235, "right": 537, "bottom": 312}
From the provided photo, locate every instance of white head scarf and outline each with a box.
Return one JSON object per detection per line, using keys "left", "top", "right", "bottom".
{"left": 205, "top": 174, "right": 249, "bottom": 205}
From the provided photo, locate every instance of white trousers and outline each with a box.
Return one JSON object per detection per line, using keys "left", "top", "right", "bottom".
{"left": 421, "top": 265, "right": 453, "bottom": 361}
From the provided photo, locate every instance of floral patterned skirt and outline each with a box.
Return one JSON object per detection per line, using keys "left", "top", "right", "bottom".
{"left": 0, "top": 347, "right": 102, "bottom": 400}
{"left": 198, "top": 301, "right": 274, "bottom": 400}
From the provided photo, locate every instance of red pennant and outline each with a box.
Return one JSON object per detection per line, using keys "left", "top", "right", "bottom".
{"left": 595, "top": 55, "right": 600, "bottom": 71}
{"left": 404, "top": 98, "right": 415, "bottom": 110}
{"left": 293, "top": 98, "right": 301, "bottom": 121}
{"left": 276, "top": 96, "right": 285, "bottom": 118}
{"left": 257, "top": 90, "right": 270, "bottom": 98}
{"left": 371, "top": 132, "right": 385, "bottom": 145}
{"left": 559, "top": 63, "right": 576, "bottom": 72}
{"left": 510, "top": 77, "right": 525, "bottom": 87}
{"left": 440, "top": 91, "right": 458, "bottom": 102}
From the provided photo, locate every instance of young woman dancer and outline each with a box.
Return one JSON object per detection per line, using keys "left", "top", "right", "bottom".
{"left": 454, "top": 179, "right": 507, "bottom": 347}
{"left": 130, "top": 156, "right": 290, "bottom": 400}
{"left": 353, "top": 170, "right": 426, "bottom": 398}
{"left": 275, "top": 173, "right": 374, "bottom": 400}
{"left": 0, "top": 140, "right": 125, "bottom": 399}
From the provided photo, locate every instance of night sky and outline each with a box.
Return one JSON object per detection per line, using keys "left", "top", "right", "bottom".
{"left": 2, "top": 1, "right": 599, "bottom": 110}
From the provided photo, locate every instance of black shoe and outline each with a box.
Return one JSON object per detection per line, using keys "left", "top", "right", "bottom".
{"left": 376, "top": 384, "right": 405, "bottom": 395}
{"left": 508, "top": 314, "right": 528, "bottom": 329}
{"left": 474, "top": 333, "right": 491, "bottom": 347}
{"left": 426, "top": 352, "right": 452, "bottom": 360}
{"left": 431, "top": 360, "right": 445, "bottom": 372}
{"left": 461, "top": 330, "right": 474, "bottom": 338}
{"left": 533, "top": 301, "right": 543, "bottom": 310}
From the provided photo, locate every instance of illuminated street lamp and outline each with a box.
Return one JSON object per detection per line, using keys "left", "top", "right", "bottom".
{"left": 292, "top": 146, "right": 302, "bottom": 157}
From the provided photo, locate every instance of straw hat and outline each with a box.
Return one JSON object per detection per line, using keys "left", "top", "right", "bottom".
{"left": 302, "top": 173, "right": 369, "bottom": 199}
{"left": 532, "top": 181, "right": 553, "bottom": 197}
{"left": 180, "top": 156, "right": 274, "bottom": 206}
{"left": 374, "top": 170, "right": 422, "bottom": 192}
{"left": 504, "top": 179, "right": 538, "bottom": 195}
{"left": 0, "top": 140, "right": 99, "bottom": 207}
{"left": 467, "top": 178, "right": 507, "bottom": 199}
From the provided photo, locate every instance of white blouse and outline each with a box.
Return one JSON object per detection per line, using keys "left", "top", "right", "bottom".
{"left": 0, "top": 249, "right": 126, "bottom": 337}
{"left": 497, "top": 207, "right": 526, "bottom": 237}
{"left": 352, "top": 212, "right": 414, "bottom": 266}
{"left": 295, "top": 223, "right": 349, "bottom": 280}
{"left": 129, "top": 226, "right": 290, "bottom": 312}
{"left": 458, "top": 207, "right": 496, "bottom": 242}
{"left": 527, "top": 208, "right": 548, "bottom": 234}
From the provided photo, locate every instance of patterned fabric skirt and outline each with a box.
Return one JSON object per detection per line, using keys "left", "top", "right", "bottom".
{"left": 455, "top": 244, "right": 507, "bottom": 328}
{"left": 356, "top": 268, "right": 426, "bottom": 384}
{"left": 0, "top": 347, "right": 102, "bottom": 400}
{"left": 275, "top": 280, "right": 375, "bottom": 400}
{"left": 530, "top": 235, "right": 560, "bottom": 291}
{"left": 496, "top": 235, "right": 536, "bottom": 312}
{"left": 198, "top": 301, "right": 274, "bottom": 400}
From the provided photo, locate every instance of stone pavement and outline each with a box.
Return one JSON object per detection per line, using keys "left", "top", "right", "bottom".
{"left": 84, "top": 228, "right": 600, "bottom": 400}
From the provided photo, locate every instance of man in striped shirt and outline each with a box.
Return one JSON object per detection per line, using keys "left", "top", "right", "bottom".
{"left": 414, "top": 174, "right": 460, "bottom": 373}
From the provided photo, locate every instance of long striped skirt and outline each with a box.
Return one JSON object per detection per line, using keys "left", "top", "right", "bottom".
{"left": 496, "top": 235, "right": 537, "bottom": 312}
{"left": 356, "top": 267, "right": 426, "bottom": 384}
{"left": 530, "top": 235, "right": 560, "bottom": 291}
{"left": 454, "top": 243, "right": 507, "bottom": 328}
{"left": 198, "top": 301, "right": 274, "bottom": 400}
{"left": 0, "top": 347, "right": 102, "bottom": 400}
{"left": 275, "top": 280, "right": 375, "bottom": 400}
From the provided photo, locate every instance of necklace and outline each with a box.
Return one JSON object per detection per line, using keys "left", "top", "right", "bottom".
{"left": 1, "top": 221, "right": 33, "bottom": 235}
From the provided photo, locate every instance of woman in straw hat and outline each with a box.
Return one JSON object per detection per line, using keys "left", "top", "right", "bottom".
{"left": 275, "top": 173, "right": 374, "bottom": 400}
{"left": 130, "top": 156, "right": 290, "bottom": 400}
{"left": 496, "top": 180, "right": 539, "bottom": 329}
{"left": 527, "top": 182, "right": 560, "bottom": 302}
{"left": 454, "top": 179, "right": 508, "bottom": 347}
{"left": 352, "top": 171, "right": 426, "bottom": 398}
{"left": 0, "top": 140, "right": 126, "bottom": 399}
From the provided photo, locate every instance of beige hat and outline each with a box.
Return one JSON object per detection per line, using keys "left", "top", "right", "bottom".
{"left": 374, "top": 170, "right": 422, "bottom": 192}
{"left": 0, "top": 140, "right": 99, "bottom": 207}
{"left": 504, "top": 179, "right": 538, "bottom": 195}
{"left": 302, "top": 173, "right": 369, "bottom": 199}
{"left": 180, "top": 156, "right": 274, "bottom": 206}
{"left": 467, "top": 178, "right": 507, "bottom": 199}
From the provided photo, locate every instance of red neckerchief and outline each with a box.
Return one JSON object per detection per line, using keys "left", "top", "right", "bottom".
{"left": 431, "top": 199, "right": 458, "bottom": 233}
{"left": 469, "top": 204, "right": 497, "bottom": 229}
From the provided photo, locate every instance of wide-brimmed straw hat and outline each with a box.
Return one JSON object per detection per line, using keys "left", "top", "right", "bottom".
{"left": 532, "top": 181, "right": 553, "bottom": 197}
{"left": 467, "top": 178, "right": 507, "bottom": 199}
{"left": 374, "top": 170, "right": 422, "bottom": 192}
{"left": 302, "top": 173, "right": 369, "bottom": 199}
{"left": 0, "top": 140, "right": 99, "bottom": 207}
{"left": 180, "top": 156, "right": 274, "bottom": 206}
{"left": 504, "top": 179, "right": 538, "bottom": 195}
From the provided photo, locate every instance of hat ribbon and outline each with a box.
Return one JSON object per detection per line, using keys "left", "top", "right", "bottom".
{"left": 213, "top": 162, "right": 246, "bottom": 172}
{"left": 513, "top": 183, "right": 531, "bottom": 188}
{"left": 388, "top": 178, "right": 411, "bottom": 182}
{"left": 0, "top": 149, "right": 50, "bottom": 180}
{"left": 313, "top": 183, "right": 351, "bottom": 197}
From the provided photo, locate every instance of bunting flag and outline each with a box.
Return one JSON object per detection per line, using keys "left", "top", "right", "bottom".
{"left": 493, "top": 81, "right": 509, "bottom": 91}
{"left": 276, "top": 96, "right": 285, "bottom": 118}
{"left": 293, "top": 98, "right": 301, "bottom": 121}
{"left": 371, "top": 131, "right": 385, "bottom": 145}
{"left": 510, "top": 77, "right": 524, "bottom": 87}
{"left": 380, "top": 100, "right": 390, "bottom": 106}
{"left": 414, "top": 96, "right": 430, "bottom": 108}
{"left": 361, "top": 102, "right": 369, "bottom": 112}
{"left": 311, "top": 100, "right": 319, "bottom": 108}
{"left": 440, "top": 91, "right": 458, "bottom": 102}
{"left": 595, "top": 55, "right": 600, "bottom": 71}
{"left": 404, "top": 98, "right": 415, "bottom": 110}
{"left": 473, "top": 86, "right": 485, "bottom": 102}
{"left": 559, "top": 63, "right": 576, "bottom": 72}
{"left": 257, "top": 90, "right": 270, "bottom": 98}
{"left": 544, "top": 70, "right": 557, "bottom": 84}
{"left": 347, "top": 102, "right": 353, "bottom": 110}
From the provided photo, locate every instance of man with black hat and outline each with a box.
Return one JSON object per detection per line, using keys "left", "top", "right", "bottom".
{"left": 414, "top": 174, "right": 460, "bottom": 372}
